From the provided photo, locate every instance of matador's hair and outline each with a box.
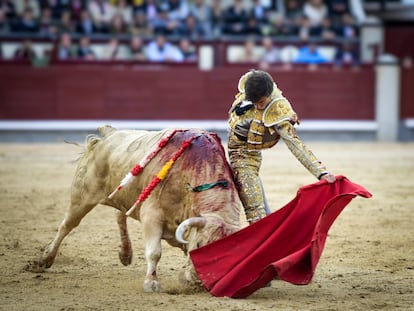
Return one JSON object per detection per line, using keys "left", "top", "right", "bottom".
{"left": 244, "top": 70, "right": 274, "bottom": 103}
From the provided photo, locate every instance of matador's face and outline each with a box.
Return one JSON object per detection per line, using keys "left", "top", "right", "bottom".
{"left": 255, "top": 95, "right": 272, "bottom": 110}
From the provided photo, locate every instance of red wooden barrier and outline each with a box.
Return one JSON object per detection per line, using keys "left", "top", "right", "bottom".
{"left": 401, "top": 66, "right": 414, "bottom": 119}
{"left": 0, "top": 64, "right": 375, "bottom": 120}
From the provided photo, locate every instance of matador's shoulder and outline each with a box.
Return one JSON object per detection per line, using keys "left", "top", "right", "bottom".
{"left": 237, "top": 71, "right": 252, "bottom": 93}
{"left": 229, "top": 72, "right": 251, "bottom": 112}
{"left": 263, "top": 98, "right": 298, "bottom": 127}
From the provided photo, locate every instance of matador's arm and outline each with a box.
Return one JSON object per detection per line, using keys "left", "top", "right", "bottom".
{"left": 276, "top": 121, "right": 329, "bottom": 179}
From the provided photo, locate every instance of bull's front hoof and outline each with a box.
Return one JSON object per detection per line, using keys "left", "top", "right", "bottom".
{"left": 143, "top": 280, "right": 161, "bottom": 293}
{"left": 178, "top": 269, "right": 201, "bottom": 287}
{"left": 118, "top": 251, "right": 132, "bottom": 266}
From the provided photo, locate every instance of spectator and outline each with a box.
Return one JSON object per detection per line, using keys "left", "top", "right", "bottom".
{"left": 130, "top": 11, "right": 153, "bottom": 36}
{"left": 39, "top": 7, "right": 57, "bottom": 36}
{"left": 137, "top": 0, "right": 159, "bottom": 25}
{"left": 127, "top": 35, "right": 146, "bottom": 60}
{"left": 294, "top": 41, "right": 328, "bottom": 64}
{"left": 327, "top": 0, "right": 349, "bottom": 27}
{"left": 145, "top": 32, "right": 183, "bottom": 62}
{"left": 69, "top": 0, "right": 86, "bottom": 22}
{"left": 180, "top": 14, "right": 205, "bottom": 39}
{"left": 210, "top": 0, "right": 223, "bottom": 37}
{"left": 15, "top": 0, "right": 40, "bottom": 19}
{"left": 131, "top": 0, "right": 145, "bottom": 14}
{"left": 102, "top": 37, "right": 124, "bottom": 60}
{"left": 113, "top": 0, "right": 133, "bottom": 26}
{"left": 284, "top": 0, "right": 303, "bottom": 24}
{"left": 295, "top": 14, "right": 312, "bottom": 40}
{"left": 190, "top": 0, "right": 213, "bottom": 37}
{"left": 0, "top": 7, "right": 10, "bottom": 33}
{"left": 76, "top": 9, "right": 96, "bottom": 35}
{"left": 110, "top": 13, "right": 127, "bottom": 34}
{"left": 244, "top": 15, "right": 262, "bottom": 36}
{"left": 77, "top": 35, "right": 96, "bottom": 60}
{"left": 259, "top": 36, "right": 280, "bottom": 67}
{"left": 177, "top": 37, "right": 197, "bottom": 61}
{"left": 303, "top": 0, "right": 328, "bottom": 28}
{"left": 222, "top": 0, "right": 248, "bottom": 35}
{"left": 56, "top": 32, "right": 78, "bottom": 60}
{"left": 88, "top": 0, "right": 115, "bottom": 33}
{"left": 269, "top": 12, "right": 294, "bottom": 37}
{"left": 334, "top": 41, "right": 359, "bottom": 67}
{"left": 42, "top": 0, "right": 65, "bottom": 20}
{"left": 152, "top": 7, "right": 182, "bottom": 36}
{"left": 337, "top": 13, "right": 358, "bottom": 39}
{"left": 57, "top": 9, "right": 75, "bottom": 34}
{"left": 312, "top": 16, "right": 336, "bottom": 40}
{"left": 250, "top": 0, "right": 269, "bottom": 26}
{"left": 12, "top": 7, "right": 39, "bottom": 33}
{"left": 14, "top": 39, "right": 36, "bottom": 60}
{"left": 162, "top": 0, "right": 190, "bottom": 22}
{"left": 0, "top": 0, "right": 16, "bottom": 21}
{"left": 235, "top": 38, "right": 261, "bottom": 63}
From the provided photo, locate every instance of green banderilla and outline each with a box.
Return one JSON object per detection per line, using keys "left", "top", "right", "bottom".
{"left": 191, "top": 180, "right": 229, "bottom": 192}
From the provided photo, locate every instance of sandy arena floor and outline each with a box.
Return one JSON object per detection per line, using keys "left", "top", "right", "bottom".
{"left": 0, "top": 139, "right": 413, "bottom": 310}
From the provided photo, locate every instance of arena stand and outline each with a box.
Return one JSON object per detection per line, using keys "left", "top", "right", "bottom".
{"left": 0, "top": 0, "right": 413, "bottom": 141}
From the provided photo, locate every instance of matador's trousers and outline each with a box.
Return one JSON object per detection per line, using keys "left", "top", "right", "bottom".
{"left": 228, "top": 135, "right": 267, "bottom": 223}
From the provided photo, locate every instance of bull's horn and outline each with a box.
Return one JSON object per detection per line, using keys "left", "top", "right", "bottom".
{"left": 175, "top": 217, "right": 207, "bottom": 244}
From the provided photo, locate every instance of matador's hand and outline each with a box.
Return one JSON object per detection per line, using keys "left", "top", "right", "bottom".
{"left": 321, "top": 172, "right": 336, "bottom": 183}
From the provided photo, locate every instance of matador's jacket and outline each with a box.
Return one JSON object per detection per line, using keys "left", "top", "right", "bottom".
{"left": 228, "top": 72, "right": 329, "bottom": 223}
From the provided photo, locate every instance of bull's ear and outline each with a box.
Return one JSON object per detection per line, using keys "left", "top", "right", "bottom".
{"left": 175, "top": 217, "right": 207, "bottom": 244}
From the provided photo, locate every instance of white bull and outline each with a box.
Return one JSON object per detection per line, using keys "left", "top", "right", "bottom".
{"left": 34, "top": 126, "right": 242, "bottom": 292}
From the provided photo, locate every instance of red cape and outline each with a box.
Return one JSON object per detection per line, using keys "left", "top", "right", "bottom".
{"left": 189, "top": 175, "right": 372, "bottom": 298}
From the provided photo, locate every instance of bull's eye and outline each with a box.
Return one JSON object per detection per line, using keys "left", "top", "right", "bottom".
{"left": 196, "top": 241, "right": 202, "bottom": 248}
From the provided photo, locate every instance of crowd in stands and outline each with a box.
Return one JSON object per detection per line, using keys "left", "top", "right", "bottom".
{"left": 0, "top": 0, "right": 362, "bottom": 66}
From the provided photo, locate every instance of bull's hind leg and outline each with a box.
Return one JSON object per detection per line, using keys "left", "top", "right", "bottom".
{"left": 32, "top": 138, "right": 108, "bottom": 272}
{"left": 38, "top": 165, "right": 103, "bottom": 270}
{"left": 39, "top": 200, "right": 97, "bottom": 269}
{"left": 116, "top": 211, "right": 132, "bottom": 266}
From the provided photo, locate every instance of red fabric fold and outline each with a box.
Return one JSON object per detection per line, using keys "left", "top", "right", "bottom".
{"left": 189, "top": 175, "right": 372, "bottom": 298}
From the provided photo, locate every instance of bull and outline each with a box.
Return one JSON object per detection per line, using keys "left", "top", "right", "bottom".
{"left": 34, "top": 126, "right": 243, "bottom": 292}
